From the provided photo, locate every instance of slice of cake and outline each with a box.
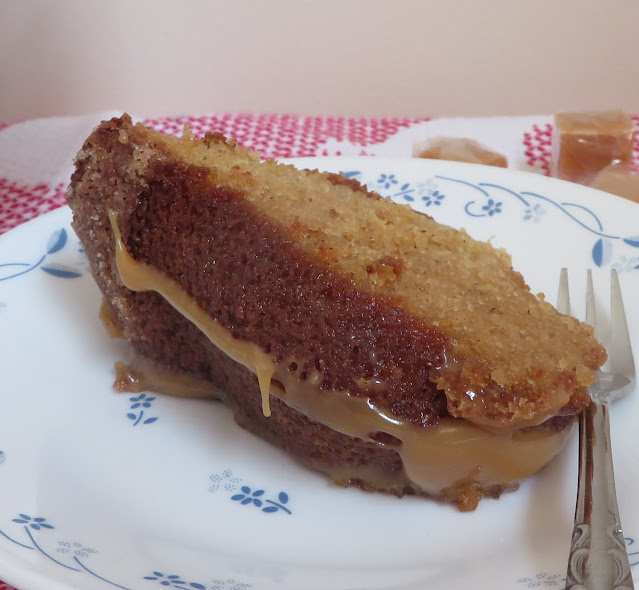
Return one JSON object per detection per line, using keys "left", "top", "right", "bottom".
{"left": 67, "top": 115, "right": 606, "bottom": 510}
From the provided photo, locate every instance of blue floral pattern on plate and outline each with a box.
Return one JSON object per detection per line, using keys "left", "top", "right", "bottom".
{"left": 516, "top": 572, "right": 564, "bottom": 588}
{"left": 0, "top": 514, "right": 131, "bottom": 588}
{"left": 144, "top": 573, "right": 252, "bottom": 590}
{"left": 144, "top": 572, "right": 207, "bottom": 589}
{"left": 0, "top": 514, "right": 255, "bottom": 590}
{"left": 435, "top": 175, "right": 639, "bottom": 268}
{"left": 210, "top": 470, "right": 292, "bottom": 515}
{"left": 0, "top": 228, "right": 84, "bottom": 282}
{"left": 126, "top": 393, "right": 158, "bottom": 426}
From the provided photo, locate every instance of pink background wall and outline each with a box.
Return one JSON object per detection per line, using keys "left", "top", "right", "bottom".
{"left": 1, "top": 0, "right": 638, "bottom": 121}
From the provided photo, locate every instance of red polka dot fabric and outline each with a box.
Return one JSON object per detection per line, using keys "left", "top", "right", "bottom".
{"left": 0, "top": 178, "right": 67, "bottom": 234}
{"left": 523, "top": 122, "right": 554, "bottom": 175}
{"left": 142, "top": 114, "right": 427, "bottom": 158}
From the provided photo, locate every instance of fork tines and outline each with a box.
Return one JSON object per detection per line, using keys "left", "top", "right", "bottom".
{"left": 558, "top": 268, "right": 636, "bottom": 401}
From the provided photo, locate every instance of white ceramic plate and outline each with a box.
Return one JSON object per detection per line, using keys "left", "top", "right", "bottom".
{"left": 1, "top": 158, "right": 638, "bottom": 590}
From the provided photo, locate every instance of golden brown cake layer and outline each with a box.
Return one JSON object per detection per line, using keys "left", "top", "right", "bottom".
{"left": 67, "top": 115, "right": 606, "bottom": 509}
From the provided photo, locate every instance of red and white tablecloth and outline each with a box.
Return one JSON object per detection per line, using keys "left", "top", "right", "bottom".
{"left": 0, "top": 110, "right": 637, "bottom": 590}
{"left": 8, "top": 109, "right": 634, "bottom": 239}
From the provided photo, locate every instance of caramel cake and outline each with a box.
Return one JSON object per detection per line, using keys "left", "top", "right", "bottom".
{"left": 67, "top": 115, "right": 606, "bottom": 511}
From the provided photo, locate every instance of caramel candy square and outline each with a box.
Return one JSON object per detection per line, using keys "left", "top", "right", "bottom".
{"left": 553, "top": 110, "right": 635, "bottom": 184}
{"left": 414, "top": 137, "right": 508, "bottom": 168}
{"left": 590, "top": 164, "right": 639, "bottom": 204}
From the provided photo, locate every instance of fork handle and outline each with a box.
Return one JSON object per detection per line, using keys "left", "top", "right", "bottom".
{"left": 565, "top": 401, "right": 635, "bottom": 590}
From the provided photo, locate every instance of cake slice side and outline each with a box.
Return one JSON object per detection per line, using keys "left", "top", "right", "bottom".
{"left": 67, "top": 115, "right": 606, "bottom": 510}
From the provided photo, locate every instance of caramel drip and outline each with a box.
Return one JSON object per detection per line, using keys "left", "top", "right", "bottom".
{"left": 108, "top": 211, "right": 571, "bottom": 494}
{"left": 109, "top": 210, "right": 274, "bottom": 402}
{"left": 99, "top": 298, "right": 124, "bottom": 338}
{"left": 114, "top": 359, "right": 225, "bottom": 400}
{"left": 255, "top": 359, "right": 275, "bottom": 417}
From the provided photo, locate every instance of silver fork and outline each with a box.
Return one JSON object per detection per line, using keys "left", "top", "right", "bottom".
{"left": 559, "top": 269, "right": 636, "bottom": 590}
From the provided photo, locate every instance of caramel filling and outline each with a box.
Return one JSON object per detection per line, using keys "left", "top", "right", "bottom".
{"left": 114, "top": 359, "right": 226, "bottom": 400}
{"left": 108, "top": 212, "right": 571, "bottom": 494}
